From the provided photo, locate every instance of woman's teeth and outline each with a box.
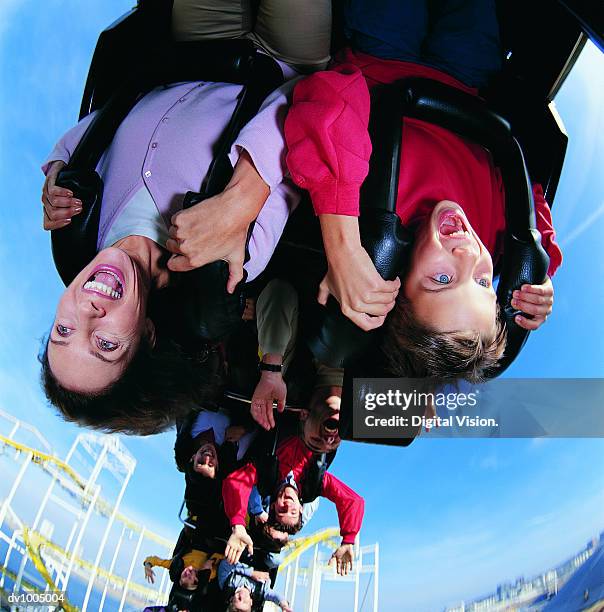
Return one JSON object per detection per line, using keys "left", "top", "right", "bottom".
{"left": 84, "top": 280, "right": 121, "bottom": 299}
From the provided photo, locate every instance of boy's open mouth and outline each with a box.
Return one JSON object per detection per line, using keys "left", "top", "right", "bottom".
{"left": 438, "top": 210, "right": 470, "bottom": 238}
{"left": 83, "top": 265, "right": 124, "bottom": 300}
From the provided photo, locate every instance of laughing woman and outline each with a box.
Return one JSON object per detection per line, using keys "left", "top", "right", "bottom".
{"left": 40, "top": 0, "right": 333, "bottom": 435}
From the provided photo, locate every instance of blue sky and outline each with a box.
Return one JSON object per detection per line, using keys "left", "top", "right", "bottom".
{"left": 0, "top": 2, "right": 603, "bottom": 611}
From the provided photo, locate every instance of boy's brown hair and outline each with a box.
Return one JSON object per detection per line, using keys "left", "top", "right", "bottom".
{"left": 382, "top": 294, "right": 507, "bottom": 383}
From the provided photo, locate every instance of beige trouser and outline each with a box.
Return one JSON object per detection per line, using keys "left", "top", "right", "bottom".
{"left": 171, "top": 0, "right": 332, "bottom": 70}
{"left": 256, "top": 279, "right": 344, "bottom": 388}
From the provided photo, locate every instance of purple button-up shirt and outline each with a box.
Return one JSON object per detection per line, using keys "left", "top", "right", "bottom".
{"left": 43, "top": 77, "right": 300, "bottom": 281}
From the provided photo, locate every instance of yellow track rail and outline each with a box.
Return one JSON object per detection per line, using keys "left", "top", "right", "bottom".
{"left": 0, "top": 564, "right": 47, "bottom": 597}
{"left": 22, "top": 527, "right": 160, "bottom": 601}
{"left": 0, "top": 434, "right": 172, "bottom": 548}
{"left": 278, "top": 527, "right": 340, "bottom": 572}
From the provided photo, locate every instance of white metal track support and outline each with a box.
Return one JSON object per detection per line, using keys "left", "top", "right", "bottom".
{"left": 290, "top": 555, "right": 300, "bottom": 609}
{"left": 60, "top": 483, "right": 102, "bottom": 594}
{"left": 0, "top": 451, "right": 31, "bottom": 532}
{"left": 82, "top": 466, "right": 132, "bottom": 611}
{"left": 118, "top": 527, "right": 145, "bottom": 612}
{"left": 98, "top": 524, "right": 127, "bottom": 612}
{"left": 373, "top": 543, "right": 379, "bottom": 612}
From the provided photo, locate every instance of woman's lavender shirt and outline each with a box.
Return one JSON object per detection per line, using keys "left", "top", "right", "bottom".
{"left": 43, "top": 77, "right": 300, "bottom": 281}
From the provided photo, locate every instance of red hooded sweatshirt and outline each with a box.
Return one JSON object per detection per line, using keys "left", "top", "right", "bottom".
{"left": 222, "top": 435, "right": 364, "bottom": 544}
{"left": 285, "top": 48, "right": 562, "bottom": 276}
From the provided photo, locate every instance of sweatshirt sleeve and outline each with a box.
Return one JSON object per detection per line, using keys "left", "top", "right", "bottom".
{"left": 284, "top": 64, "right": 372, "bottom": 216}
{"left": 144, "top": 555, "right": 172, "bottom": 569}
{"left": 222, "top": 462, "right": 258, "bottom": 527}
{"left": 41, "top": 111, "right": 97, "bottom": 175}
{"left": 301, "top": 496, "right": 320, "bottom": 527}
{"left": 533, "top": 183, "right": 562, "bottom": 277}
{"left": 264, "top": 584, "right": 285, "bottom": 606}
{"left": 218, "top": 559, "right": 254, "bottom": 590}
{"left": 227, "top": 79, "right": 302, "bottom": 284}
{"left": 321, "top": 472, "right": 365, "bottom": 544}
{"left": 217, "top": 559, "right": 231, "bottom": 589}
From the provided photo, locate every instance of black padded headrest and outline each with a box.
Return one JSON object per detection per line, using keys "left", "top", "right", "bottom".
{"left": 309, "top": 78, "right": 549, "bottom": 377}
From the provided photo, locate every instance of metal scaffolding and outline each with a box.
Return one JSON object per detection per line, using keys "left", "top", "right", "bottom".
{"left": 277, "top": 530, "right": 379, "bottom": 612}
{"left": 0, "top": 408, "right": 173, "bottom": 611}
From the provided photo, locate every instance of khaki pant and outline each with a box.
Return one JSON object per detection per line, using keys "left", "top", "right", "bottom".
{"left": 256, "top": 279, "right": 343, "bottom": 388}
{"left": 172, "top": 0, "right": 332, "bottom": 70}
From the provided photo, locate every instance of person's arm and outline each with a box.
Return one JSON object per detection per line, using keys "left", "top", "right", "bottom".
{"left": 41, "top": 111, "right": 97, "bottom": 176}
{"left": 321, "top": 472, "right": 365, "bottom": 545}
{"left": 263, "top": 585, "right": 292, "bottom": 611}
{"left": 251, "top": 279, "right": 297, "bottom": 430}
{"left": 217, "top": 558, "right": 234, "bottom": 589}
{"left": 230, "top": 80, "right": 303, "bottom": 283}
{"left": 166, "top": 150, "right": 270, "bottom": 290}
{"left": 223, "top": 463, "right": 257, "bottom": 563}
{"left": 222, "top": 462, "right": 258, "bottom": 527}
{"left": 511, "top": 184, "right": 559, "bottom": 331}
{"left": 247, "top": 485, "right": 268, "bottom": 519}
{"left": 144, "top": 555, "right": 172, "bottom": 570}
{"left": 533, "top": 183, "right": 562, "bottom": 276}
{"left": 285, "top": 65, "right": 371, "bottom": 216}
{"left": 229, "top": 79, "right": 299, "bottom": 194}
{"left": 301, "top": 496, "right": 320, "bottom": 527}
{"left": 284, "top": 66, "right": 400, "bottom": 330}
{"left": 218, "top": 558, "right": 256, "bottom": 590}
{"left": 41, "top": 111, "right": 97, "bottom": 230}
{"left": 166, "top": 80, "right": 300, "bottom": 288}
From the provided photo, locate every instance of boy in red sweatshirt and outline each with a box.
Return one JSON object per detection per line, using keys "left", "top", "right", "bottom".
{"left": 221, "top": 432, "right": 364, "bottom": 576}
{"left": 285, "top": 0, "right": 562, "bottom": 381}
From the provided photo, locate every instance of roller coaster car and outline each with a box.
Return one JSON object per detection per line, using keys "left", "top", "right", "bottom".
{"left": 51, "top": 1, "right": 603, "bottom": 448}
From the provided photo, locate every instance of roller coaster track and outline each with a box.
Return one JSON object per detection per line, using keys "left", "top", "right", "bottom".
{"left": 21, "top": 527, "right": 78, "bottom": 612}
{"left": 1, "top": 523, "right": 342, "bottom": 612}
{"left": 1, "top": 432, "right": 342, "bottom": 566}
{"left": 22, "top": 527, "right": 161, "bottom": 602}
{"left": 278, "top": 527, "right": 340, "bottom": 572}
{"left": 0, "top": 564, "right": 50, "bottom": 605}
{"left": 0, "top": 433, "right": 172, "bottom": 548}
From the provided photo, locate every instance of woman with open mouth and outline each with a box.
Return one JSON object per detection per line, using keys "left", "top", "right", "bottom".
{"left": 39, "top": 0, "right": 334, "bottom": 435}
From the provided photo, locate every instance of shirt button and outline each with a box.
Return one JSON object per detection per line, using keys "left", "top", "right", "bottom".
{"left": 162, "top": 117, "right": 169, "bottom": 123}
{"left": 144, "top": 170, "right": 152, "bottom": 178}
{"left": 151, "top": 143, "right": 158, "bottom": 149}
{"left": 179, "top": 97, "right": 186, "bottom": 103}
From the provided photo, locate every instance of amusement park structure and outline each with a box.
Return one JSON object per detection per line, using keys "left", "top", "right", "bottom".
{"left": 0, "top": 408, "right": 379, "bottom": 611}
